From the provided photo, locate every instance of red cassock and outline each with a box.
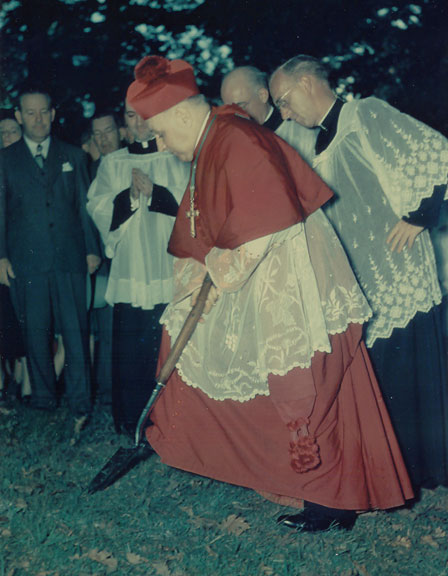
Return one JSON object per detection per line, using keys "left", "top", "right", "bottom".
{"left": 146, "top": 106, "right": 413, "bottom": 510}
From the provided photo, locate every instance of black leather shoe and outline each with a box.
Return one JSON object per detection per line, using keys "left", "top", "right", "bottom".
{"left": 0, "top": 389, "right": 6, "bottom": 403}
{"left": 277, "top": 508, "right": 356, "bottom": 532}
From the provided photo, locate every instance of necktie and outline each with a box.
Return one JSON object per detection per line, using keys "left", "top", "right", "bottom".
{"left": 35, "top": 144, "right": 45, "bottom": 169}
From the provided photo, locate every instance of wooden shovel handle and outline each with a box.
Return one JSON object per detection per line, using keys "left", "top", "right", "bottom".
{"left": 134, "top": 273, "right": 213, "bottom": 445}
{"left": 158, "top": 272, "right": 213, "bottom": 384}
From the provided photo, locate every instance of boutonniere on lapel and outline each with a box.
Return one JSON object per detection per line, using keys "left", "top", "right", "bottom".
{"left": 62, "top": 161, "right": 74, "bottom": 172}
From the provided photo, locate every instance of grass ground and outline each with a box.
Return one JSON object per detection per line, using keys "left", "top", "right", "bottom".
{"left": 0, "top": 401, "right": 447, "bottom": 576}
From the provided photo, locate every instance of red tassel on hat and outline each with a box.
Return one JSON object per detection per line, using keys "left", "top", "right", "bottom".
{"left": 134, "top": 56, "right": 170, "bottom": 83}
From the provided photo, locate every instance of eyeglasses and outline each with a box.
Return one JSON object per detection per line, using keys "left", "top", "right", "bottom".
{"left": 274, "top": 86, "right": 294, "bottom": 110}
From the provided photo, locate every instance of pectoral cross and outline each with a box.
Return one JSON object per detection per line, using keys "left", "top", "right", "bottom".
{"left": 185, "top": 114, "right": 216, "bottom": 239}
{"left": 186, "top": 195, "right": 199, "bottom": 238}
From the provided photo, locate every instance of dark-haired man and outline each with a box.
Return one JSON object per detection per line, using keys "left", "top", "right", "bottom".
{"left": 91, "top": 111, "right": 122, "bottom": 160}
{"left": 0, "top": 87, "right": 100, "bottom": 419}
{"left": 270, "top": 55, "right": 448, "bottom": 490}
{"left": 0, "top": 113, "right": 22, "bottom": 149}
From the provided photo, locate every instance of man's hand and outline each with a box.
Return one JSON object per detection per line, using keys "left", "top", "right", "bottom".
{"left": 87, "top": 254, "right": 101, "bottom": 275}
{"left": 0, "top": 258, "right": 15, "bottom": 287}
{"left": 130, "top": 168, "right": 154, "bottom": 201}
{"left": 386, "top": 220, "right": 424, "bottom": 253}
{"left": 191, "top": 283, "right": 220, "bottom": 321}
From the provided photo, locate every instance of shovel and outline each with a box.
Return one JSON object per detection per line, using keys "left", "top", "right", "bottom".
{"left": 87, "top": 273, "right": 213, "bottom": 494}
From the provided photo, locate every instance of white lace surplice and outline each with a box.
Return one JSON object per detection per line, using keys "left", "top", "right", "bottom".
{"left": 162, "top": 210, "right": 371, "bottom": 402}
{"left": 314, "top": 97, "right": 447, "bottom": 346}
{"left": 87, "top": 149, "right": 190, "bottom": 309}
{"left": 275, "top": 120, "right": 318, "bottom": 166}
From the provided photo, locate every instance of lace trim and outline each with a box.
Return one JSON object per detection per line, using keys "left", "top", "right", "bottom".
{"left": 168, "top": 315, "right": 369, "bottom": 403}
{"left": 312, "top": 99, "right": 444, "bottom": 348}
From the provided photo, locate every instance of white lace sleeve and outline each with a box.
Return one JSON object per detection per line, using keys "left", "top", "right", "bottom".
{"left": 171, "top": 257, "right": 208, "bottom": 304}
{"left": 205, "top": 234, "right": 278, "bottom": 293}
{"left": 356, "top": 97, "right": 448, "bottom": 217}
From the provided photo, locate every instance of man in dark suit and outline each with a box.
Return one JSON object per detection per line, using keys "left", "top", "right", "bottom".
{"left": 0, "top": 85, "right": 101, "bottom": 418}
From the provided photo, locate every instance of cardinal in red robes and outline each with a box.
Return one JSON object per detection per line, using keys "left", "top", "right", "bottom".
{"left": 126, "top": 55, "right": 413, "bottom": 532}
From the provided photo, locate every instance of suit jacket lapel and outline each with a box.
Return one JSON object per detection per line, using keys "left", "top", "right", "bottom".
{"left": 46, "top": 138, "right": 64, "bottom": 189}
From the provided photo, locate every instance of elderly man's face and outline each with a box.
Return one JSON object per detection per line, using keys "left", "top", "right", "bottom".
{"left": 124, "top": 102, "right": 153, "bottom": 143}
{"left": 15, "top": 93, "right": 54, "bottom": 143}
{"left": 92, "top": 115, "right": 121, "bottom": 156}
{"left": 148, "top": 108, "right": 196, "bottom": 162}
{"left": 221, "top": 75, "right": 269, "bottom": 125}
{"left": 0, "top": 118, "right": 22, "bottom": 148}
{"left": 270, "top": 71, "right": 319, "bottom": 128}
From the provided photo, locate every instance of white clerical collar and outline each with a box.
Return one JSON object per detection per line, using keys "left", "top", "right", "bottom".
{"left": 317, "top": 98, "right": 337, "bottom": 130}
{"left": 263, "top": 105, "right": 274, "bottom": 124}
{"left": 194, "top": 110, "right": 211, "bottom": 151}
{"left": 24, "top": 135, "right": 51, "bottom": 158}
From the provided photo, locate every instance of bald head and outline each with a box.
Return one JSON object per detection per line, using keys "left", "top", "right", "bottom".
{"left": 269, "top": 55, "right": 335, "bottom": 128}
{"left": 147, "top": 95, "right": 210, "bottom": 163}
{"left": 220, "top": 66, "right": 270, "bottom": 124}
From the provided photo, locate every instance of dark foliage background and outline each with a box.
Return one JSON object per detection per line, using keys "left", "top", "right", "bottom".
{"left": 1, "top": 0, "right": 447, "bottom": 142}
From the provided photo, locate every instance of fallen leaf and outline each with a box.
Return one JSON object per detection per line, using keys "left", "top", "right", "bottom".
{"left": 74, "top": 414, "right": 88, "bottom": 436}
{"left": 393, "top": 536, "right": 411, "bottom": 549}
{"left": 166, "top": 478, "right": 181, "bottom": 492}
{"left": 220, "top": 514, "right": 251, "bottom": 536}
{"left": 1, "top": 528, "right": 12, "bottom": 537}
{"left": 179, "top": 505, "right": 194, "bottom": 517}
{"left": 205, "top": 545, "right": 218, "bottom": 557}
{"left": 126, "top": 551, "right": 147, "bottom": 565}
{"left": 86, "top": 548, "right": 117, "bottom": 571}
{"left": 434, "top": 527, "right": 446, "bottom": 538}
{"left": 13, "top": 484, "right": 35, "bottom": 495}
{"left": 15, "top": 498, "right": 28, "bottom": 511}
{"left": 153, "top": 560, "right": 173, "bottom": 576}
{"left": 16, "top": 482, "right": 44, "bottom": 496}
{"left": 352, "top": 562, "right": 371, "bottom": 576}
{"left": 22, "top": 466, "right": 41, "bottom": 477}
{"left": 421, "top": 534, "right": 439, "bottom": 548}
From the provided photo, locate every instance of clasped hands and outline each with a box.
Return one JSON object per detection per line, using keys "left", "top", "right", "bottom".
{"left": 130, "top": 168, "right": 153, "bottom": 201}
{"left": 386, "top": 219, "right": 423, "bottom": 253}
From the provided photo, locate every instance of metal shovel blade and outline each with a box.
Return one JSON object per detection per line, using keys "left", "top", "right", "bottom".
{"left": 87, "top": 443, "right": 154, "bottom": 494}
{"left": 86, "top": 274, "right": 213, "bottom": 494}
